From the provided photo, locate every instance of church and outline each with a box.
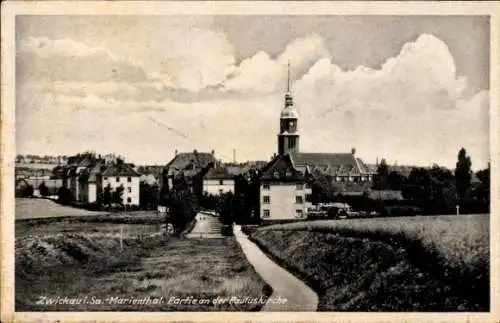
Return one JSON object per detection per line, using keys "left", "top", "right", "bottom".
{"left": 259, "top": 65, "right": 374, "bottom": 220}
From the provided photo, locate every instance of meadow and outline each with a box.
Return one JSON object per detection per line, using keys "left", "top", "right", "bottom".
{"left": 247, "top": 214, "right": 489, "bottom": 311}
{"left": 15, "top": 199, "right": 271, "bottom": 311}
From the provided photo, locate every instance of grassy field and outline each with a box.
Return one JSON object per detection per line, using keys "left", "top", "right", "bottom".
{"left": 247, "top": 214, "right": 489, "bottom": 311}
{"left": 15, "top": 198, "right": 107, "bottom": 219}
{"left": 16, "top": 201, "right": 270, "bottom": 311}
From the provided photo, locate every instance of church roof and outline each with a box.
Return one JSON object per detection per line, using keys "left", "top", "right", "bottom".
{"left": 289, "top": 152, "right": 372, "bottom": 176}
{"left": 260, "top": 153, "right": 306, "bottom": 182}
{"left": 290, "top": 152, "right": 355, "bottom": 168}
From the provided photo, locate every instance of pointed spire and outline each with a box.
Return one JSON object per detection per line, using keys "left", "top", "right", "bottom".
{"left": 287, "top": 60, "right": 291, "bottom": 93}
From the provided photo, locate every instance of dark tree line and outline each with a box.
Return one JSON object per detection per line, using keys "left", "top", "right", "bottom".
{"left": 309, "top": 148, "right": 490, "bottom": 215}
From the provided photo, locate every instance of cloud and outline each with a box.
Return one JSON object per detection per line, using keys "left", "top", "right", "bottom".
{"left": 15, "top": 32, "right": 490, "bottom": 169}
{"left": 18, "top": 37, "right": 149, "bottom": 83}
{"left": 19, "top": 36, "right": 113, "bottom": 58}
{"left": 292, "top": 34, "right": 488, "bottom": 168}
{"left": 222, "top": 34, "right": 329, "bottom": 93}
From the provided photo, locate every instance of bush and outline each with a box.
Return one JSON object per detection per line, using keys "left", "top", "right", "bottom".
{"left": 241, "top": 225, "right": 259, "bottom": 236}
{"left": 19, "top": 184, "right": 34, "bottom": 198}
{"left": 381, "top": 205, "right": 423, "bottom": 217}
{"left": 57, "top": 187, "right": 72, "bottom": 205}
{"left": 221, "top": 225, "right": 234, "bottom": 236}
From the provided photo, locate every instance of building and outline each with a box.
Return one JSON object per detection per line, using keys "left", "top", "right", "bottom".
{"left": 259, "top": 153, "right": 312, "bottom": 220}
{"left": 101, "top": 163, "right": 141, "bottom": 206}
{"left": 258, "top": 64, "right": 373, "bottom": 220}
{"left": 160, "top": 150, "right": 217, "bottom": 197}
{"left": 56, "top": 152, "right": 141, "bottom": 206}
{"left": 203, "top": 167, "right": 235, "bottom": 195}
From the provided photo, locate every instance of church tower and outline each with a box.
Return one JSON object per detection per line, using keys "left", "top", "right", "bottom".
{"left": 278, "top": 62, "right": 299, "bottom": 155}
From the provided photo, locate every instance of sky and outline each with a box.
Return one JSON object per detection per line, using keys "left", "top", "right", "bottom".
{"left": 15, "top": 15, "right": 490, "bottom": 169}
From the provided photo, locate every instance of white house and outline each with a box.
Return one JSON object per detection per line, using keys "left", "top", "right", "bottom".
{"left": 202, "top": 167, "right": 235, "bottom": 195}
{"left": 102, "top": 163, "right": 141, "bottom": 206}
{"left": 259, "top": 153, "right": 312, "bottom": 220}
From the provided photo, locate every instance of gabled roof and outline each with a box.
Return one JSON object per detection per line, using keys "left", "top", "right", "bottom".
{"left": 165, "top": 151, "right": 217, "bottom": 177}
{"left": 102, "top": 163, "right": 140, "bottom": 177}
{"left": 260, "top": 153, "right": 306, "bottom": 182}
{"left": 166, "top": 151, "right": 216, "bottom": 169}
{"left": 204, "top": 167, "right": 233, "bottom": 180}
{"left": 290, "top": 152, "right": 356, "bottom": 168}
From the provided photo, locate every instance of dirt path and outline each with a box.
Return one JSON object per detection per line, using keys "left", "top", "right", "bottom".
{"left": 233, "top": 225, "right": 318, "bottom": 311}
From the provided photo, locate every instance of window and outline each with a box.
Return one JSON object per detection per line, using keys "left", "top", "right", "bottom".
{"left": 273, "top": 171, "right": 280, "bottom": 178}
{"left": 295, "top": 209, "right": 304, "bottom": 217}
{"left": 116, "top": 177, "right": 120, "bottom": 182}
{"left": 263, "top": 209, "right": 270, "bottom": 218}
{"left": 104, "top": 177, "right": 108, "bottom": 180}
{"left": 127, "top": 197, "right": 131, "bottom": 203}
{"left": 296, "top": 183, "right": 303, "bottom": 190}
{"left": 263, "top": 196, "right": 270, "bottom": 204}
{"left": 219, "top": 180, "right": 224, "bottom": 185}
{"left": 127, "top": 177, "right": 132, "bottom": 182}
{"left": 127, "top": 187, "right": 132, "bottom": 193}
{"left": 296, "top": 196, "right": 303, "bottom": 204}
{"left": 219, "top": 189, "right": 224, "bottom": 194}
{"left": 285, "top": 171, "right": 292, "bottom": 177}
{"left": 263, "top": 183, "right": 270, "bottom": 190}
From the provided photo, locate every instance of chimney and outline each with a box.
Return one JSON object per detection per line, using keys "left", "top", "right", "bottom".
{"left": 211, "top": 149, "right": 215, "bottom": 156}
{"left": 351, "top": 148, "right": 356, "bottom": 155}
{"left": 174, "top": 149, "right": 178, "bottom": 156}
{"left": 233, "top": 149, "right": 236, "bottom": 163}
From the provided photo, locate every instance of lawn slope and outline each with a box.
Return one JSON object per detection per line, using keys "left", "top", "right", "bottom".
{"left": 16, "top": 216, "right": 271, "bottom": 311}
{"left": 248, "top": 214, "right": 489, "bottom": 311}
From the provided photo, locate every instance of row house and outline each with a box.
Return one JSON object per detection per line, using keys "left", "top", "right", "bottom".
{"left": 55, "top": 153, "right": 141, "bottom": 206}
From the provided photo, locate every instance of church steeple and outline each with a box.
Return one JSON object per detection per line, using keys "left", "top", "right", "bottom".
{"left": 278, "top": 61, "right": 299, "bottom": 155}
{"left": 287, "top": 60, "right": 291, "bottom": 93}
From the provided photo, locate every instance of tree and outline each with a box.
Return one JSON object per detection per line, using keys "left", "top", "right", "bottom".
{"left": 112, "top": 185, "right": 125, "bottom": 206}
{"left": 310, "top": 171, "right": 334, "bottom": 204}
{"left": 22, "top": 184, "right": 34, "bottom": 198}
{"left": 373, "top": 158, "right": 389, "bottom": 190}
{"left": 38, "top": 182, "right": 50, "bottom": 197}
{"left": 164, "top": 173, "right": 199, "bottom": 234}
{"left": 102, "top": 184, "right": 112, "bottom": 208}
{"left": 402, "top": 167, "right": 433, "bottom": 205}
{"left": 455, "top": 148, "right": 472, "bottom": 206}
{"left": 474, "top": 163, "right": 490, "bottom": 203}
{"left": 57, "top": 186, "right": 72, "bottom": 204}
{"left": 217, "top": 192, "right": 235, "bottom": 225}
{"left": 140, "top": 182, "right": 159, "bottom": 210}
{"left": 387, "top": 171, "right": 406, "bottom": 190}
